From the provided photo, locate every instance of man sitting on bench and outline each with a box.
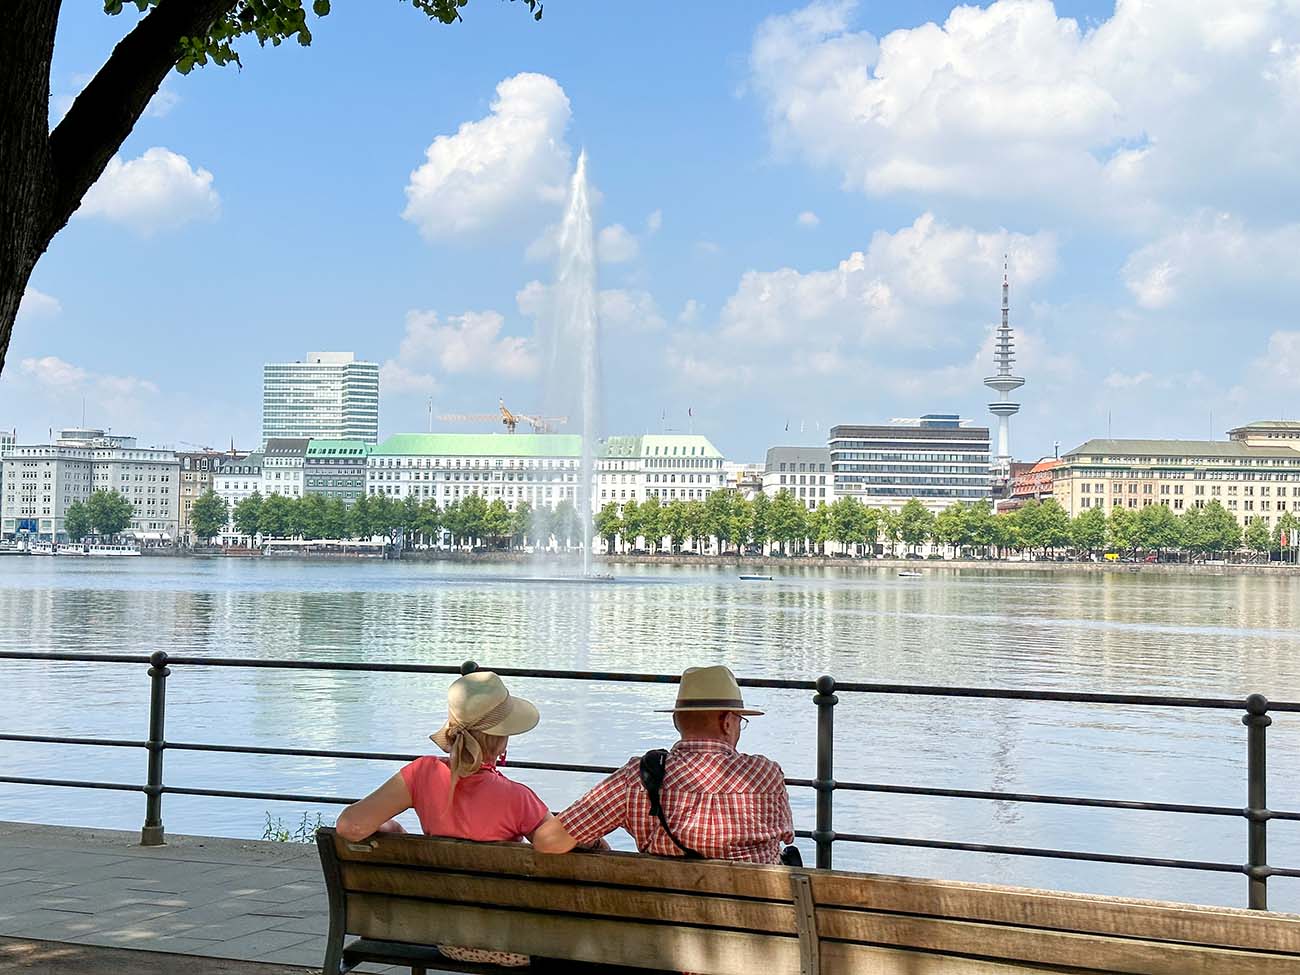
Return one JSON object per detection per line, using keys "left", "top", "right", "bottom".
{"left": 547, "top": 665, "right": 795, "bottom": 864}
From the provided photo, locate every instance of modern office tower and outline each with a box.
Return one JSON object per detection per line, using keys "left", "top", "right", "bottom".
{"left": 829, "top": 414, "right": 992, "bottom": 512}
{"left": 261, "top": 352, "right": 379, "bottom": 445}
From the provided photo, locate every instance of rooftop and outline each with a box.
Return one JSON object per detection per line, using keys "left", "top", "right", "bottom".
{"left": 372, "top": 433, "right": 582, "bottom": 458}
{"left": 304, "top": 440, "right": 371, "bottom": 457}
{"left": 1063, "top": 438, "right": 1300, "bottom": 460}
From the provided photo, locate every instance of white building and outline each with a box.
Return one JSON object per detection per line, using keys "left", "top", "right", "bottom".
{"left": 829, "top": 415, "right": 992, "bottom": 513}
{"left": 366, "top": 432, "right": 728, "bottom": 513}
{"left": 261, "top": 438, "right": 308, "bottom": 498}
{"left": 1, "top": 428, "right": 178, "bottom": 541}
{"left": 213, "top": 452, "right": 263, "bottom": 544}
{"left": 763, "top": 446, "right": 832, "bottom": 511}
{"left": 262, "top": 351, "right": 379, "bottom": 445}
{"left": 368, "top": 433, "right": 582, "bottom": 509}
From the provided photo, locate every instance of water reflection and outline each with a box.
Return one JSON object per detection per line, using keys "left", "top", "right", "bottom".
{"left": 1, "top": 558, "right": 1298, "bottom": 910}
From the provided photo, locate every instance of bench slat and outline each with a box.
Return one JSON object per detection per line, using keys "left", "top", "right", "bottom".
{"left": 820, "top": 941, "right": 1091, "bottom": 975}
{"left": 809, "top": 873, "right": 1300, "bottom": 954}
{"left": 817, "top": 907, "right": 1300, "bottom": 975}
{"left": 340, "top": 861, "right": 798, "bottom": 934}
{"left": 346, "top": 892, "right": 802, "bottom": 975}
{"left": 335, "top": 834, "right": 796, "bottom": 900}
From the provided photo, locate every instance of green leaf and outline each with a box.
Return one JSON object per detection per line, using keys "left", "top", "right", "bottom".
{"left": 313, "top": 0, "right": 331, "bottom": 14}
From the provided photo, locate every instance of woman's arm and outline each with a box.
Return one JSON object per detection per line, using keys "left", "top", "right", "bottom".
{"left": 527, "top": 812, "right": 578, "bottom": 854}
{"left": 336, "top": 773, "right": 413, "bottom": 842}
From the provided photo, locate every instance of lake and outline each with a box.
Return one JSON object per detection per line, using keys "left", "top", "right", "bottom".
{"left": 2, "top": 556, "right": 1298, "bottom": 910}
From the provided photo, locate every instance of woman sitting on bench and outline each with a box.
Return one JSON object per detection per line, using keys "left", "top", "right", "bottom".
{"left": 337, "top": 671, "right": 573, "bottom": 968}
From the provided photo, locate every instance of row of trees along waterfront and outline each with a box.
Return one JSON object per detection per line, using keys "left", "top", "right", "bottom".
{"left": 209, "top": 491, "right": 582, "bottom": 550}
{"left": 596, "top": 492, "right": 1300, "bottom": 560}
{"left": 182, "top": 487, "right": 1300, "bottom": 559}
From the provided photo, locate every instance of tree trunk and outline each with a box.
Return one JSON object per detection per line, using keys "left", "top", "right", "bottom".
{"left": 0, "top": 0, "right": 236, "bottom": 374}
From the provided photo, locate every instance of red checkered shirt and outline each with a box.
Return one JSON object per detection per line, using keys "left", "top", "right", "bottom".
{"left": 557, "top": 739, "right": 794, "bottom": 864}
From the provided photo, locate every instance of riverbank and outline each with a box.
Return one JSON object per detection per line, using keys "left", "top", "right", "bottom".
{"left": 145, "top": 547, "right": 1300, "bottom": 576}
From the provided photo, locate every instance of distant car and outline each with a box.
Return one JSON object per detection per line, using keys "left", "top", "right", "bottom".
{"left": 1143, "top": 554, "right": 1158, "bottom": 563}
{"left": 904, "top": 552, "right": 923, "bottom": 560}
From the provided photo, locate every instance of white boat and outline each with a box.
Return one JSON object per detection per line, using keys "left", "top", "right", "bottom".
{"left": 55, "top": 543, "right": 88, "bottom": 556}
{"left": 86, "top": 542, "right": 142, "bottom": 557}
{"left": 28, "top": 541, "right": 56, "bottom": 556}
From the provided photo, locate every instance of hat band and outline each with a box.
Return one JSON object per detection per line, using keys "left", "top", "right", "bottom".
{"left": 675, "top": 697, "right": 746, "bottom": 709}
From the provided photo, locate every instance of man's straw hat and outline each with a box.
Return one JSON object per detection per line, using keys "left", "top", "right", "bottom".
{"left": 430, "top": 671, "right": 539, "bottom": 749}
{"left": 655, "top": 665, "right": 764, "bottom": 716}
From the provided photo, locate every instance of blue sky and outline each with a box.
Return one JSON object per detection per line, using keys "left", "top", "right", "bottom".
{"left": 6, "top": 0, "right": 1300, "bottom": 459}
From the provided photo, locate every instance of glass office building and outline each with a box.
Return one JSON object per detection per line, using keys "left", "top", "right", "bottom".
{"left": 829, "top": 414, "right": 992, "bottom": 512}
{"left": 261, "top": 352, "right": 379, "bottom": 445}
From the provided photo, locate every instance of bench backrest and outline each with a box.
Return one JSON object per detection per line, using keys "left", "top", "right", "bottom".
{"left": 316, "top": 828, "right": 1300, "bottom": 975}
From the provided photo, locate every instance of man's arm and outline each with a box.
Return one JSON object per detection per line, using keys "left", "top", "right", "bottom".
{"left": 538, "top": 759, "right": 637, "bottom": 854}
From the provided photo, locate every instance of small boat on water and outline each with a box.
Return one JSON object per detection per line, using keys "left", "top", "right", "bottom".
{"left": 897, "top": 570, "right": 923, "bottom": 577}
{"left": 739, "top": 574, "right": 773, "bottom": 581}
{"left": 55, "top": 544, "right": 89, "bottom": 556}
{"left": 28, "top": 541, "right": 56, "bottom": 556}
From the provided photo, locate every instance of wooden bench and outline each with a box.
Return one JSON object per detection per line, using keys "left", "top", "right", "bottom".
{"left": 316, "top": 827, "right": 1300, "bottom": 975}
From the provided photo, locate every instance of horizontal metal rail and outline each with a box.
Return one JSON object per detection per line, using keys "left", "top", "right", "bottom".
{"left": 0, "top": 648, "right": 1294, "bottom": 909}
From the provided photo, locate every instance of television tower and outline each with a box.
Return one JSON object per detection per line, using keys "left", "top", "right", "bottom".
{"left": 984, "top": 258, "right": 1024, "bottom": 473}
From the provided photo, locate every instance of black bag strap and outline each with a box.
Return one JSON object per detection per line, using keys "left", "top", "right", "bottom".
{"left": 638, "top": 749, "right": 703, "bottom": 860}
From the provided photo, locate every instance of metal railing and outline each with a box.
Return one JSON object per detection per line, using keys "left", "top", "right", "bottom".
{"left": 0, "top": 649, "right": 1296, "bottom": 910}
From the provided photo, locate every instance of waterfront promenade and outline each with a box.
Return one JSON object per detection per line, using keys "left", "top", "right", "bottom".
{"left": 0, "top": 821, "right": 419, "bottom": 974}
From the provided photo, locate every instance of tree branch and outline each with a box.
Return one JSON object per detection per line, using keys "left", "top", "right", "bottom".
{"left": 44, "top": 0, "right": 236, "bottom": 244}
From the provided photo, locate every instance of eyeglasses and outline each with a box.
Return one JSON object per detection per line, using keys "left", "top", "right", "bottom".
{"left": 733, "top": 715, "right": 749, "bottom": 731}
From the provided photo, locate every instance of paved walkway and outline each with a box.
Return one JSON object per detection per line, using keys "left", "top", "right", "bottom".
{"left": 0, "top": 821, "right": 435, "bottom": 974}
{"left": 0, "top": 937, "right": 312, "bottom": 974}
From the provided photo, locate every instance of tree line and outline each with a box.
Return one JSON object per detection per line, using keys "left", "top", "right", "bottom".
{"left": 183, "top": 486, "right": 1300, "bottom": 560}
{"left": 594, "top": 491, "right": 1298, "bottom": 560}
{"left": 203, "top": 491, "right": 583, "bottom": 550}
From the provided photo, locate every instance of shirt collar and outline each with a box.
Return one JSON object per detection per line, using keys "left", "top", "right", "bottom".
{"left": 672, "top": 738, "right": 737, "bottom": 756}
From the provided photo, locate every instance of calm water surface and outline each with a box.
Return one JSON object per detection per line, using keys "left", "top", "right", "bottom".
{"left": 2, "top": 557, "right": 1298, "bottom": 910}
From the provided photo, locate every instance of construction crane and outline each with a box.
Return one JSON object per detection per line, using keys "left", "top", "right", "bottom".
{"left": 177, "top": 439, "right": 216, "bottom": 452}
{"left": 438, "top": 398, "right": 568, "bottom": 435}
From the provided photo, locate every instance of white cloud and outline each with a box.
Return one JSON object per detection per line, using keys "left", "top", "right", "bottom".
{"left": 678, "top": 299, "right": 701, "bottom": 326}
{"left": 665, "top": 213, "right": 1057, "bottom": 398}
{"left": 382, "top": 309, "right": 537, "bottom": 392}
{"left": 749, "top": 0, "right": 1300, "bottom": 215}
{"left": 646, "top": 209, "right": 663, "bottom": 234}
{"left": 1123, "top": 212, "right": 1300, "bottom": 309}
{"left": 1104, "top": 370, "right": 1153, "bottom": 389}
{"left": 146, "top": 83, "right": 181, "bottom": 119}
{"left": 20, "top": 355, "right": 158, "bottom": 398}
{"left": 694, "top": 240, "right": 722, "bottom": 256}
{"left": 797, "top": 210, "right": 820, "bottom": 228}
{"left": 76, "top": 147, "right": 218, "bottom": 234}
{"left": 596, "top": 289, "right": 665, "bottom": 331}
{"left": 717, "top": 212, "right": 1054, "bottom": 350}
{"left": 1253, "top": 331, "right": 1300, "bottom": 385}
{"left": 402, "top": 73, "right": 572, "bottom": 240}
{"left": 596, "top": 224, "right": 640, "bottom": 264}
{"left": 17, "top": 288, "right": 61, "bottom": 321}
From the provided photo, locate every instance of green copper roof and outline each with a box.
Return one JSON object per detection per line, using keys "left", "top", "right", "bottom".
{"left": 1064, "top": 438, "right": 1300, "bottom": 460}
{"left": 598, "top": 435, "right": 643, "bottom": 458}
{"left": 305, "top": 440, "right": 372, "bottom": 457}
{"left": 373, "top": 433, "right": 583, "bottom": 457}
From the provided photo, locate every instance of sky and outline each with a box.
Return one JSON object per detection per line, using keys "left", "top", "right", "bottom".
{"left": 5, "top": 0, "right": 1300, "bottom": 461}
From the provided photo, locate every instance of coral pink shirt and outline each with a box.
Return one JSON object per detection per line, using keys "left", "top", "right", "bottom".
{"left": 399, "top": 756, "right": 549, "bottom": 842}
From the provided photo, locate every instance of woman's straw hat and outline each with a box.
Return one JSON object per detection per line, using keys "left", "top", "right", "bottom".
{"left": 430, "top": 671, "right": 539, "bottom": 750}
{"left": 655, "top": 665, "right": 764, "bottom": 716}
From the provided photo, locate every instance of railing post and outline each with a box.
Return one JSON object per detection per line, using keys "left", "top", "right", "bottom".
{"left": 812, "top": 675, "right": 837, "bottom": 869}
{"left": 141, "top": 650, "right": 170, "bottom": 847}
{"left": 460, "top": 660, "right": 479, "bottom": 676}
{"left": 1244, "top": 692, "right": 1271, "bottom": 909}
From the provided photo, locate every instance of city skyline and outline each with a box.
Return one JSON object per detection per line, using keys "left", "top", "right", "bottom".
{"left": 3, "top": 1, "right": 1299, "bottom": 460}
